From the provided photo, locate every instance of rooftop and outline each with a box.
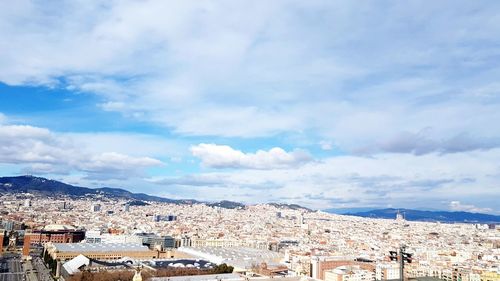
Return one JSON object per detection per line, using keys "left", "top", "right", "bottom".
{"left": 150, "top": 273, "right": 243, "bottom": 281}
{"left": 53, "top": 243, "right": 150, "bottom": 252}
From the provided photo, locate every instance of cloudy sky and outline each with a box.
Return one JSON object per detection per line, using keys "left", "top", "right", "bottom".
{"left": 1, "top": 0, "right": 499, "bottom": 213}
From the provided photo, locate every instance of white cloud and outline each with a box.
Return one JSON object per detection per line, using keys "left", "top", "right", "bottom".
{"left": 319, "top": 140, "right": 333, "bottom": 151}
{"left": 158, "top": 149, "right": 500, "bottom": 211}
{"left": 0, "top": 123, "right": 164, "bottom": 179}
{"left": 64, "top": 132, "right": 186, "bottom": 158}
{"left": 78, "top": 152, "right": 162, "bottom": 180}
{"left": 1, "top": 1, "right": 500, "bottom": 147}
{"left": 190, "top": 143, "right": 313, "bottom": 169}
{"left": 449, "top": 201, "right": 493, "bottom": 214}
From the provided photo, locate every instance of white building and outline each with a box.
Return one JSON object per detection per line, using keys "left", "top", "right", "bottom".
{"left": 325, "top": 266, "right": 375, "bottom": 281}
{"left": 375, "top": 263, "right": 399, "bottom": 280}
{"left": 85, "top": 230, "right": 143, "bottom": 244}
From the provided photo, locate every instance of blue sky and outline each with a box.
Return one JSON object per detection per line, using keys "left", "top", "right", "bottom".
{"left": 1, "top": 0, "right": 500, "bottom": 213}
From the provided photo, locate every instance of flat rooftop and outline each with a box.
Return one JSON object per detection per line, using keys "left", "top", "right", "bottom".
{"left": 150, "top": 273, "right": 243, "bottom": 281}
{"left": 52, "top": 243, "right": 150, "bottom": 252}
{"left": 146, "top": 259, "right": 215, "bottom": 269}
{"left": 151, "top": 274, "right": 305, "bottom": 281}
{"left": 178, "top": 247, "right": 283, "bottom": 269}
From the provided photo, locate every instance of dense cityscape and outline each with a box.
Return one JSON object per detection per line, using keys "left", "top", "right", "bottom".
{"left": 0, "top": 191, "right": 499, "bottom": 281}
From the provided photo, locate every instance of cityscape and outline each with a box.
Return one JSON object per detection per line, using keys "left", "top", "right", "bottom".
{"left": 1, "top": 1, "right": 500, "bottom": 281}
{"left": 0, "top": 176, "right": 499, "bottom": 281}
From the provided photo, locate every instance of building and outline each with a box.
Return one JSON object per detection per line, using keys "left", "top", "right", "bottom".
{"left": 180, "top": 236, "right": 192, "bottom": 247}
{"left": 153, "top": 214, "right": 177, "bottom": 222}
{"left": 85, "top": 230, "right": 143, "bottom": 244}
{"left": 395, "top": 210, "right": 404, "bottom": 221}
{"left": 310, "top": 256, "right": 375, "bottom": 280}
{"left": 375, "top": 263, "right": 400, "bottom": 280}
{"left": 44, "top": 242, "right": 159, "bottom": 261}
{"left": 324, "top": 266, "right": 375, "bottom": 281}
{"left": 481, "top": 271, "right": 500, "bottom": 281}
{"left": 59, "top": 201, "right": 69, "bottom": 210}
{"left": 91, "top": 204, "right": 101, "bottom": 212}
{"left": 151, "top": 274, "right": 306, "bottom": 281}
{"left": 24, "top": 199, "right": 32, "bottom": 208}
{"left": 1, "top": 221, "right": 15, "bottom": 232}
{"left": 0, "top": 229, "right": 5, "bottom": 253}
{"left": 177, "top": 246, "right": 283, "bottom": 272}
{"left": 189, "top": 238, "right": 269, "bottom": 249}
{"left": 26, "top": 225, "right": 85, "bottom": 245}
{"left": 136, "top": 233, "right": 175, "bottom": 250}
{"left": 23, "top": 225, "right": 85, "bottom": 255}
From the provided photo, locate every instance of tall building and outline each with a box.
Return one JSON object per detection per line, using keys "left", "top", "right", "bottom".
{"left": 396, "top": 210, "right": 404, "bottom": 221}
{"left": 24, "top": 199, "right": 32, "bottom": 208}
{"left": 0, "top": 229, "right": 5, "bottom": 253}
{"left": 153, "top": 214, "right": 161, "bottom": 222}
{"left": 91, "top": 204, "right": 101, "bottom": 212}
{"left": 22, "top": 235, "right": 31, "bottom": 256}
{"left": 60, "top": 201, "right": 69, "bottom": 210}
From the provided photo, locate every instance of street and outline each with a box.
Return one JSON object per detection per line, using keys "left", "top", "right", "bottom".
{"left": 30, "top": 256, "right": 52, "bottom": 281}
{"left": 0, "top": 253, "right": 26, "bottom": 281}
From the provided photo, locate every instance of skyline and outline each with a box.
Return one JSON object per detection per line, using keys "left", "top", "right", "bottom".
{"left": 1, "top": 1, "right": 500, "bottom": 213}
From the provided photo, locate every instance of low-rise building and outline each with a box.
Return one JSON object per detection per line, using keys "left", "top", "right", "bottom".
{"left": 45, "top": 242, "right": 160, "bottom": 261}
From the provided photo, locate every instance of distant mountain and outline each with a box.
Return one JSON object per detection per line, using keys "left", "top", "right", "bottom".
{"left": 0, "top": 175, "right": 198, "bottom": 204}
{"left": 268, "top": 203, "right": 312, "bottom": 212}
{"left": 342, "top": 208, "right": 500, "bottom": 223}
{"left": 207, "top": 200, "right": 245, "bottom": 209}
{"left": 323, "top": 207, "right": 377, "bottom": 214}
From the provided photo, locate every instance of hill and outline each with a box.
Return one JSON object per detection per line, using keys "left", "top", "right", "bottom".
{"left": 268, "top": 202, "right": 312, "bottom": 212}
{"left": 342, "top": 208, "right": 500, "bottom": 223}
{"left": 207, "top": 200, "right": 245, "bottom": 209}
{"left": 0, "top": 175, "right": 197, "bottom": 204}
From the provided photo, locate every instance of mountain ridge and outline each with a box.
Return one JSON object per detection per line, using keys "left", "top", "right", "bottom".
{"left": 0, "top": 175, "right": 197, "bottom": 204}
{"left": 0, "top": 175, "right": 311, "bottom": 211}
{"left": 4, "top": 176, "right": 496, "bottom": 223}
{"left": 339, "top": 208, "right": 500, "bottom": 223}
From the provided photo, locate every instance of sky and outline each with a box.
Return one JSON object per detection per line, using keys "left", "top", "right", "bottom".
{"left": 0, "top": 0, "right": 500, "bottom": 213}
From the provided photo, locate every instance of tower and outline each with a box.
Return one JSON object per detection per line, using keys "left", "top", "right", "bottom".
{"left": 23, "top": 234, "right": 31, "bottom": 256}
{"left": 133, "top": 267, "right": 143, "bottom": 281}
{"left": 395, "top": 210, "right": 404, "bottom": 221}
{"left": 0, "top": 229, "right": 5, "bottom": 253}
